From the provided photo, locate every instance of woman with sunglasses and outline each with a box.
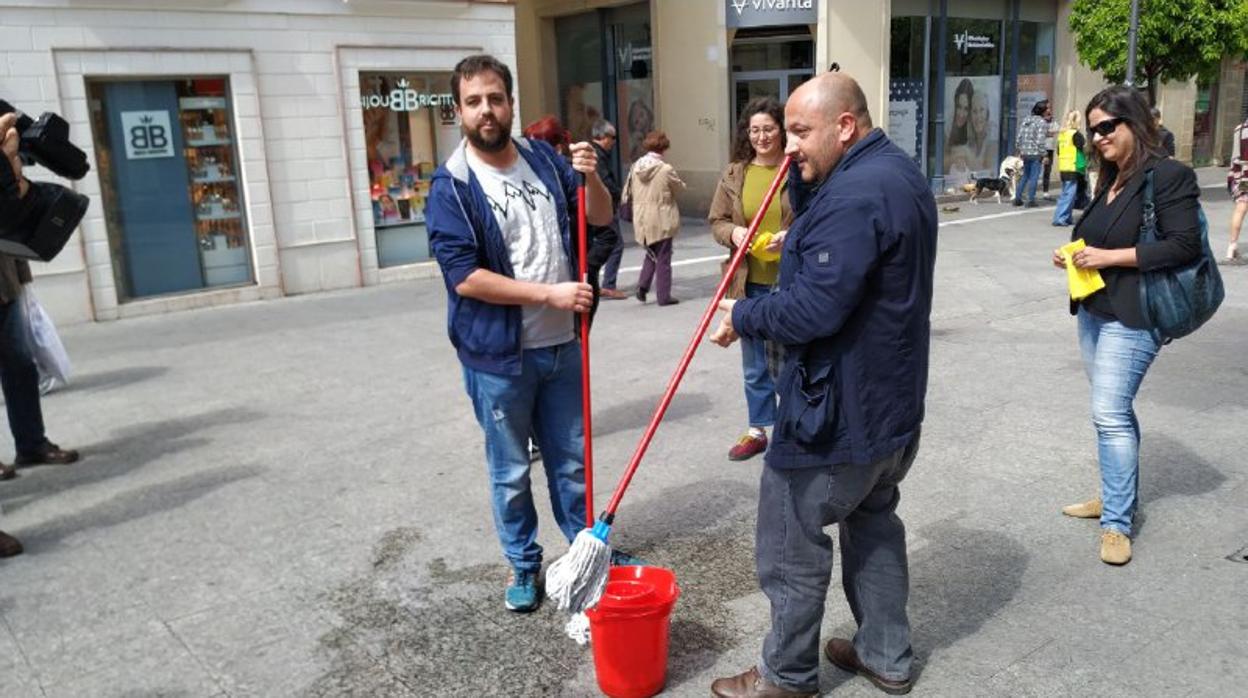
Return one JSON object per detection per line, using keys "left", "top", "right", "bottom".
{"left": 1051, "top": 86, "right": 1202, "bottom": 566}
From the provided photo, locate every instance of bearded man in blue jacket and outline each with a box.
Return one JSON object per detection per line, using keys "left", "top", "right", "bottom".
{"left": 709, "top": 73, "right": 938, "bottom": 697}
{"left": 425, "top": 55, "right": 615, "bottom": 614}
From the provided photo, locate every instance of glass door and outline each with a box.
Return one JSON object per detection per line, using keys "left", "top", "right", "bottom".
{"left": 732, "top": 71, "right": 811, "bottom": 123}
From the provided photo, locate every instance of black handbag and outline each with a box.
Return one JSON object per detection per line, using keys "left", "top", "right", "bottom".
{"left": 1136, "top": 170, "right": 1224, "bottom": 342}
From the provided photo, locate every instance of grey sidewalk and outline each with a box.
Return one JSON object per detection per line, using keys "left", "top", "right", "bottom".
{"left": 1, "top": 187, "right": 1246, "bottom": 697}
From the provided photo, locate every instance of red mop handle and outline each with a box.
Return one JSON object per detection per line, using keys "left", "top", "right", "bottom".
{"left": 602, "top": 155, "right": 792, "bottom": 518}
{"left": 577, "top": 175, "right": 593, "bottom": 523}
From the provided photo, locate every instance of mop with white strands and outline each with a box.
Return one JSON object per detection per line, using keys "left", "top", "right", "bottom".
{"left": 547, "top": 156, "right": 794, "bottom": 643}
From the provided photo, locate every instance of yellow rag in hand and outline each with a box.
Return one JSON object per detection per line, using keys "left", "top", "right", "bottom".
{"left": 1059, "top": 239, "right": 1106, "bottom": 301}
{"left": 749, "top": 231, "right": 782, "bottom": 263}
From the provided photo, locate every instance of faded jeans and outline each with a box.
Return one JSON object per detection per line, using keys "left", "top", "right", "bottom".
{"left": 741, "top": 283, "right": 778, "bottom": 428}
{"left": 1014, "top": 156, "right": 1043, "bottom": 204}
{"left": 756, "top": 433, "right": 921, "bottom": 692}
{"left": 1076, "top": 307, "right": 1161, "bottom": 535}
{"left": 462, "top": 341, "right": 586, "bottom": 573}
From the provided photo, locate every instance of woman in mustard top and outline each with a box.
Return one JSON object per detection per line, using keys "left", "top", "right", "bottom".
{"left": 708, "top": 97, "right": 793, "bottom": 462}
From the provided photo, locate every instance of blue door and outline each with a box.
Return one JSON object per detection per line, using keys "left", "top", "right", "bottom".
{"left": 103, "top": 81, "right": 204, "bottom": 297}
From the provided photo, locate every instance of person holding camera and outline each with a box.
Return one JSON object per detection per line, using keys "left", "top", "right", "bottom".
{"left": 1, "top": 112, "right": 81, "bottom": 557}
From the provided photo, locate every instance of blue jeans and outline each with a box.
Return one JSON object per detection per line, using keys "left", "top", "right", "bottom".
{"left": 1013, "top": 156, "right": 1043, "bottom": 204}
{"left": 741, "top": 283, "right": 777, "bottom": 428}
{"left": 0, "top": 296, "right": 47, "bottom": 455}
{"left": 462, "top": 341, "right": 587, "bottom": 573}
{"left": 600, "top": 236, "right": 625, "bottom": 290}
{"left": 1053, "top": 178, "right": 1077, "bottom": 225}
{"left": 756, "top": 433, "right": 920, "bottom": 692}
{"left": 1076, "top": 308, "right": 1161, "bottom": 535}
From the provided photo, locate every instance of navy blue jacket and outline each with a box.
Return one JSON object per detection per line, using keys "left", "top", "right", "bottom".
{"left": 732, "top": 129, "right": 938, "bottom": 468}
{"left": 425, "top": 138, "right": 582, "bottom": 375}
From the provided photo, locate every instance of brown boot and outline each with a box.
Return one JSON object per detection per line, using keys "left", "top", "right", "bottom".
{"left": 1100, "top": 530, "right": 1132, "bottom": 565}
{"left": 710, "top": 667, "right": 815, "bottom": 697}
{"left": 824, "top": 638, "right": 912, "bottom": 695}
{"left": 15, "top": 441, "right": 79, "bottom": 466}
{"left": 0, "top": 530, "right": 23, "bottom": 558}
{"left": 1062, "top": 497, "right": 1102, "bottom": 519}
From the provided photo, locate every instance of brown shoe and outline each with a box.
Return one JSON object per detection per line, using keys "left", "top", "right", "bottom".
{"left": 601, "top": 288, "right": 628, "bottom": 300}
{"left": 710, "top": 667, "right": 815, "bottom": 697}
{"left": 0, "top": 462, "right": 15, "bottom": 480}
{"left": 824, "top": 638, "right": 912, "bottom": 695}
{"left": 15, "top": 441, "right": 79, "bottom": 467}
{"left": 0, "top": 530, "right": 23, "bottom": 558}
{"left": 1062, "top": 497, "right": 1103, "bottom": 519}
{"left": 1100, "top": 530, "right": 1132, "bottom": 565}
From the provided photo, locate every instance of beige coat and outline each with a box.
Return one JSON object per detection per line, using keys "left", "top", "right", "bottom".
{"left": 707, "top": 160, "right": 793, "bottom": 299}
{"left": 622, "top": 152, "right": 685, "bottom": 246}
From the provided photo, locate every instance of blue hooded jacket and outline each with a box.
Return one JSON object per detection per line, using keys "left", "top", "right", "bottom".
{"left": 425, "top": 137, "right": 582, "bottom": 375}
{"left": 732, "top": 129, "right": 938, "bottom": 468}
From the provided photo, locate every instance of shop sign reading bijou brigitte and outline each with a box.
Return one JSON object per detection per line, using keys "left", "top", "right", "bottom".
{"left": 360, "top": 78, "right": 453, "bottom": 112}
{"left": 725, "top": 0, "right": 816, "bottom": 29}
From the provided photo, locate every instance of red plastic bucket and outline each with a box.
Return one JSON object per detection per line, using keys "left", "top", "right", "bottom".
{"left": 584, "top": 565, "right": 680, "bottom": 698}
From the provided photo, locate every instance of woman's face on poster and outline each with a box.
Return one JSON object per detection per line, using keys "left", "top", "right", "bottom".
{"left": 953, "top": 93, "right": 970, "bottom": 128}
{"left": 971, "top": 93, "right": 989, "bottom": 136}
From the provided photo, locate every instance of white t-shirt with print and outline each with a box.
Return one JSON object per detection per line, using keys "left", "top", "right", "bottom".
{"left": 467, "top": 148, "right": 574, "bottom": 350}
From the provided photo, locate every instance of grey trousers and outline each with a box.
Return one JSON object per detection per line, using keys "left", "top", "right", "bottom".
{"left": 756, "top": 432, "right": 920, "bottom": 692}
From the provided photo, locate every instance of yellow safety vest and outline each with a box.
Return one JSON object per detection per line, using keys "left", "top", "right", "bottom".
{"left": 1057, "top": 129, "right": 1078, "bottom": 173}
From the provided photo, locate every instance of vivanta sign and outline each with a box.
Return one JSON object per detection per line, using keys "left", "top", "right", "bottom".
{"left": 726, "top": 0, "right": 817, "bottom": 28}
{"left": 360, "top": 78, "right": 453, "bottom": 112}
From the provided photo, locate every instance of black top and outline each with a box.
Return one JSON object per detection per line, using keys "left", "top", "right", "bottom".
{"left": 1070, "top": 156, "right": 1202, "bottom": 328}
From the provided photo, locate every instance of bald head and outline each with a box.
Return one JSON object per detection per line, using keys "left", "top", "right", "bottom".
{"left": 784, "top": 71, "right": 875, "bottom": 183}
{"left": 790, "top": 73, "right": 873, "bottom": 130}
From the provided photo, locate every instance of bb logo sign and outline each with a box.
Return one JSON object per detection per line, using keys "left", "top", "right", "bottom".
{"left": 120, "top": 110, "right": 175, "bottom": 160}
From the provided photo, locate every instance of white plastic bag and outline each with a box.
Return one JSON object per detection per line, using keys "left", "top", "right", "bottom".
{"left": 21, "top": 288, "right": 71, "bottom": 391}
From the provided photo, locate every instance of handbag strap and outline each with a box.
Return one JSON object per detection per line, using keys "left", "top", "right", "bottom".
{"left": 1138, "top": 169, "right": 1158, "bottom": 244}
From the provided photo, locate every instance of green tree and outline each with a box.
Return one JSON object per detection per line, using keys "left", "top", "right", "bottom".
{"left": 1069, "top": 0, "right": 1248, "bottom": 105}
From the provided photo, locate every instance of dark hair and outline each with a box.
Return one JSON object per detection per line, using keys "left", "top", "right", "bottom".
{"left": 732, "top": 97, "right": 785, "bottom": 163}
{"left": 1032, "top": 99, "right": 1049, "bottom": 117}
{"left": 523, "top": 115, "right": 568, "bottom": 149}
{"left": 451, "top": 54, "right": 513, "bottom": 106}
{"left": 1084, "top": 86, "right": 1164, "bottom": 194}
{"left": 948, "top": 78, "right": 974, "bottom": 147}
{"left": 642, "top": 130, "right": 670, "bottom": 153}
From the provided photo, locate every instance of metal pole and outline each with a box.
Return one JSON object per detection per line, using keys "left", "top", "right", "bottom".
{"left": 1125, "top": 0, "right": 1140, "bottom": 86}
{"left": 933, "top": 0, "right": 948, "bottom": 191}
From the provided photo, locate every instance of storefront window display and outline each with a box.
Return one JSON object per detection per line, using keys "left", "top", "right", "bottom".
{"left": 889, "top": 17, "right": 928, "bottom": 167}
{"left": 1015, "top": 22, "right": 1056, "bottom": 131}
{"left": 359, "top": 72, "right": 458, "bottom": 267}
{"left": 937, "top": 18, "right": 1003, "bottom": 183}
{"left": 88, "top": 77, "right": 253, "bottom": 300}
{"left": 556, "top": 2, "right": 653, "bottom": 178}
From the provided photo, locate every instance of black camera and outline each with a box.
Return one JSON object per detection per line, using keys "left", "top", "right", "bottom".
{"left": 0, "top": 100, "right": 90, "bottom": 262}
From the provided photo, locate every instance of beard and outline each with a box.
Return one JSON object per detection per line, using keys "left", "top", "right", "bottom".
{"left": 464, "top": 115, "right": 512, "bottom": 153}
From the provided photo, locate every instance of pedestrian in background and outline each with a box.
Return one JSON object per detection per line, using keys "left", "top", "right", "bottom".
{"left": 1053, "top": 86, "right": 1202, "bottom": 566}
{"left": 1042, "top": 100, "right": 1057, "bottom": 198}
{"left": 589, "top": 119, "right": 628, "bottom": 300}
{"left": 1152, "top": 107, "right": 1176, "bottom": 157}
{"left": 1052, "top": 110, "right": 1086, "bottom": 226}
{"left": 709, "top": 72, "right": 937, "bottom": 698}
{"left": 708, "top": 97, "right": 793, "bottom": 462}
{"left": 1225, "top": 115, "right": 1248, "bottom": 261}
{"left": 623, "top": 130, "right": 685, "bottom": 306}
{"left": 1013, "top": 100, "right": 1049, "bottom": 207}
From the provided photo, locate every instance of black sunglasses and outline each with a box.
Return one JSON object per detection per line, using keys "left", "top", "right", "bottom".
{"left": 1088, "top": 117, "right": 1126, "bottom": 139}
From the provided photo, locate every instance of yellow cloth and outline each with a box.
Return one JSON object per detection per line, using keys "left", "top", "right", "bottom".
{"left": 741, "top": 163, "right": 782, "bottom": 285}
{"left": 1060, "top": 239, "right": 1106, "bottom": 300}
{"left": 749, "top": 231, "right": 781, "bottom": 263}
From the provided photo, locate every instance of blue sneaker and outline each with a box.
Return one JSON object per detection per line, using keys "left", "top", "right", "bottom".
{"left": 610, "top": 550, "right": 649, "bottom": 567}
{"left": 505, "top": 568, "right": 540, "bottom": 612}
